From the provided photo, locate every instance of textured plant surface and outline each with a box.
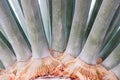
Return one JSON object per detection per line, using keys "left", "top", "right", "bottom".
{"left": 0, "top": 0, "right": 120, "bottom": 80}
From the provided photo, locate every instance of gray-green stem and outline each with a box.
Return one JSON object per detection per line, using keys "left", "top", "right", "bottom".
{"left": 65, "top": 0, "right": 91, "bottom": 57}
{"left": 0, "top": 0, "right": 31, "bottom": 61}
{"left": 39, "top": 0, "right": 51, "bottom": 47}
{"left": 0, "top": 39, "right": 16, "bottom": 68}
{"left": 79, "top": 0, "right": 119, "bottom": 64}
{"left": 102, "top": 43, "right": 120, "bottom": 70}
{"left": 51, "top": 0, "right": 66, "bottom": 52}
{"left": 8, "top": 0, "right": 30, "bottom": 42}
{"left": 21, "top": 0, "right": 50, "bottom": 58}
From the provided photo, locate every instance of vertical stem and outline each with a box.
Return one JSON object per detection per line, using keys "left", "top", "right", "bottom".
{"left": 62, "top": 0, "right": 75, "bottom": 43}
{"left": 0, "top": 31, "right": 14, "bottom": 54}
{"left": 39, "top": 0, "right": 51, "bottom": 47}
{"left": 8, "top": 0, "right": 30, "bottom": 41}
{"left": 51, "top": 0, "right": 66, "bottom": 52}
{"left": 48, "top": 0, "right": 52, "bottom": 28}
{"left": 21, "top": 0, "right": 50, "bottom": 58}
{"left": 83, "top": 0, "right": 103, "bottom": 45}
{"left": 65, "top": 0, "right": 91, "bottom": 57}
{"left": 0, "top": 0, "right": 31, "bottom": 61}
{"left": 101, "top": 5, "right": 120, "bottom": 48}
{"left": 79, "top": 0, "right": 119, "bottom": 64}
{"left": 99, "top": 28, "right": 120, "bottom": 61}
{"left": 0, "top": 39, "right": 16, "bottom": 68}
{"left": 102, "top": 43, "right": 120, "bottom": 70}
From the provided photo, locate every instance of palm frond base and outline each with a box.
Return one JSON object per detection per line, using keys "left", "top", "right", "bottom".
{"left": 0, "top": 56, "right": 118, "bottom": 80}
{"left": 15, "top": 56, "right": 60, "bottom": 80}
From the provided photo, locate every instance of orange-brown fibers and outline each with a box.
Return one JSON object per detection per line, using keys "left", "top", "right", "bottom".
{"left": 0, "top": 51, "right": 118, "bottom": 80}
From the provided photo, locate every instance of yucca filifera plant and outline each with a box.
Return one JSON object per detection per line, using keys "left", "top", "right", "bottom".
{"left": 0, "top": 0, "right": 120, "bottom": 80}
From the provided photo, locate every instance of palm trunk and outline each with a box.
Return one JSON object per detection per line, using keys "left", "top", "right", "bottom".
{"left": 79, "top": 0, "right": 119, "bottom": 64}
{"left": 0, "top": 0, "right": 31, "bottom": 61}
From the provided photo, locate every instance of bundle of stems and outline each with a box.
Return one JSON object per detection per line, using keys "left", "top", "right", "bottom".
{"left": 0, "top": 0, "right": 120, "bottom": 80}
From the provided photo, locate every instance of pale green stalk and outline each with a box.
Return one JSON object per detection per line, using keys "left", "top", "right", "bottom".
{"left": 39, "top": 0, "right": 51, "bottom": 47}
{"left": 79, "top": 0, "right": 119, "bottom": 64}
{"left": 0, "top": 31, "right": 14, "bottom": 54}
{"left": 98, "top": 10, "right": 120, "bottom": 60}
{"left": 0, "top": 0, "right": 31, "bottom": 61}
{"left": 102, "top": 43, "right": 120, "bottom": 69}
{"left": 51, "top": 0, "right": 66, "bottom": 52}
{"left": 65, "top": 0, "right": 91, "bottom": 57}
{"left": 62, "top": 0, "right": 75, "bottom": 43}
{"left": 21, "top": 0, "right": 50, "bottom": 58}
{"left": 0, "top": 39, "right": 16, "bottom": 68}
{"left": 98, "top": 26, "right": 120, "bottom": 61}
{"left": 8, "top": 0, "right": 29, "bottom": 41}
{"left": 83, "top": 0, "right": 103, "bottom": 45}
{"left": 101, "top": 5, "right": 120, "bottom": 48}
